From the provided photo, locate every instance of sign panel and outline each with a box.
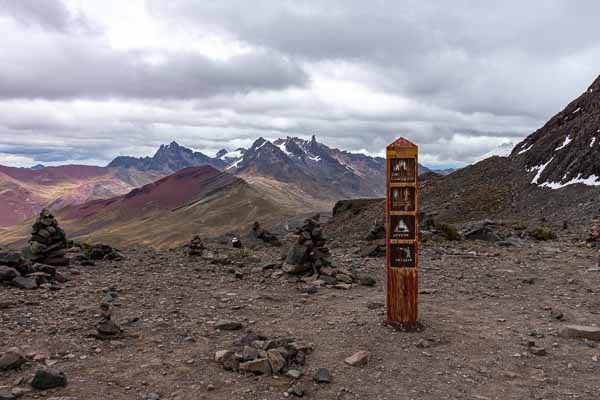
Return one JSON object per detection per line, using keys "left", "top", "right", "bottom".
{"left": 390, "top": 215, "right": 416, "bottom": 241}
{"left": 389, "top": 186, "right": 416, "bottom": 212}
{"left": 390, "top": 158, "right": 416, "bottom": 183}
{"left": 390, "top": 243, "right": 416, "bottom": 268}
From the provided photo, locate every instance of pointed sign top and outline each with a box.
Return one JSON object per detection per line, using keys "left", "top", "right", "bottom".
{"left": 388, "top": 137, "right": 417, "bottom": 148}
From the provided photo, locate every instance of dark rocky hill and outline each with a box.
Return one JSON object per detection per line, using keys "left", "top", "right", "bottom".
{"left": 511, "top": 75, "right": 600, "bottom": 189}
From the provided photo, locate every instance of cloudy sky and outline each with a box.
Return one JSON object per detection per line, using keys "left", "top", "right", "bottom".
{"left": 0, "top": 0, "right": 599, "bottom": 168}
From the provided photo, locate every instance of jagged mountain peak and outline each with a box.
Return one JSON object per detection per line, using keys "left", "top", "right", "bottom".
{"left": 511, "top": 73, "right": 600, "bottom": 189}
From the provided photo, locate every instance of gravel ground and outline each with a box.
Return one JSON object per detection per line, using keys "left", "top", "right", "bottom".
{"left": 2, "top": 234, "right": 600, "bottom": 400}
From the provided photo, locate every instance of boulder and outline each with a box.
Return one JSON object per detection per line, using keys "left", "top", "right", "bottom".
{"left": 266, "top": 350, "right": 286, "bottom": 374}
{"left": 12, "top": 276, "right": 38, "bottom": 290}
{"left": 0, "top": 266, "right": 19, "bottom": 282}
{"left": 0, "top": 348, "right": 26, "bottom": 371}
{"left": 239, "top": 358, "right": 272, "bottom": 375}
{"left": 0, "top": 252, "right": 23, "bottom": 268}
{"left": 31, "top": 368, "right": 67, "bottom": 390}
{"left": 559, "top": 325, "right": 600, "bottom": 341}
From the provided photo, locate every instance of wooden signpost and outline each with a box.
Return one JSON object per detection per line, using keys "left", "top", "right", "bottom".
{"left": 386, "top": 138, "right": 419, "bottom": 328}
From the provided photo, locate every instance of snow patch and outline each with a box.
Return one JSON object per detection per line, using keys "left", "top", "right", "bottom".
{"left": 572, "top": 107, "right": 582, "bottom": 114}
{"left": 528, "top": 157, "right": 554, "bottom": 184}
{"left": 591, "top": 137, "right": 597, "bottom": 148}
{"left": 555, "top": 135, "right": 572, "bottom": 151}
{"left": 225, "top": 159, "right": 243, "bottom": 170}
{"left": 275, "top": 143, "right": 293, "bottom": 157}
{"left": 308, "top": 155, "right": 322, "bottom": 162}
{"left": 220, "top": 149, "right": 244, "bottom": 160}
{"left": 517, "top": 143, "right": 533, "bottom": 155}
{"left": 540, "top": 174, "right": 600, "bottom": 189}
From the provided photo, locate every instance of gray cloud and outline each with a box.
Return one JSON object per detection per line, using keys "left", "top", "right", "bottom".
{"left": 1, "top": 0, "right": 599, "bottom": 168}
{"left": 0, "top": 37, "right": 307, "bottom": 100}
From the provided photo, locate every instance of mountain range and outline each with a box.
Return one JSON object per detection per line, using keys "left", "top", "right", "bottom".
{"left": 3, "top": 74, "right": 599, "bottom": 247}
{"left": 0, "top": 135, "right": 432, "bottom": 229}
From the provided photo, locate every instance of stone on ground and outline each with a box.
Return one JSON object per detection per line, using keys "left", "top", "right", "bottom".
{"left": 31, "top": 368, "right": 67, "bottom": 390}
{"left": 559, "top": 325, "right": 600, "bottom": 341}
{"left": 0, "top": 348, "right": 26, "bottom": 371}
{"left": 344, "top": 351, "right": 371, "bottom": 367}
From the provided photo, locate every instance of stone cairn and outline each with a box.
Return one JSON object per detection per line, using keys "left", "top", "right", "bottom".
{"left": 215, "top": 333, "right": 312, "bottom": 378}
{"left": 187, "top": 235, "right": 205, "bottom": 256}
{"left": 283, "top": 214, "right": 330, "bottom": 276}
{"left": 250, "top": 221, "right": 281, "bottom": 247}
{"left": 28, "top": 209, "right": 69, "bottom": 266}
{"left": 93, "top": 303, "right": 122, "bottom": 340}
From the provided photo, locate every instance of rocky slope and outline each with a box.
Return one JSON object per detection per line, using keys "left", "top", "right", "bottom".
{"left": 512, "top": 75, "right": 600, "bottom": 189}
{"left": 0, "top": 166, "right": 297, "bottom": 249}
{"left": 0, "top": 165, "right": 161, "bottom": 227}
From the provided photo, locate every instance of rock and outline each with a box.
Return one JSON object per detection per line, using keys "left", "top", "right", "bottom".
{"left": 550, "top": 310, "right": 564, "bottom": 320}
{"left": 559, "top": 325, "right": 600, "bottom": 341}
{"left": 11, "top": 276, "right": 38, "bottom": 290}
{"left": 344, "top": 351, "right": 370, "bottom": 367}
{"left": 0, "top": 391, "right": 15, "bottom": 400}
{"left": 286, "top": 369, "right": 303, "bottom": 379}
{"left": 365, "top": 223, "right": 385, "bottom": 241}
{"left": 222, "top": 351, "right": 240, "bottom": 372}
{"left": 215, "top": 320, "right": 243, "bottom": 331}
{"left": 464, "top": 226, "right": 501, "bottom": 242}
{"left": 314, "top": 368, "right": 332, "bottom": 384}
{"left": 0, "top": 266, "right": 19, "bottom": 281}
{"left": 287, "top": 387, "right": 305, "bottom": 397}
{"left": 31, "top": 368, "right": 67, "bottom": 390}
{"left": 0, "top": 251, "right": 24, "bottom": 269}
{"left": 266, "top": 350, "right": 286, "bottom": 374}
{"left": 357, "top": 274, "right": 376, "bottom": 287}
{"left": 215, "top": 350, "right": 232, "bottom": 363}
{"left": 239, "top": 358, "right": 272, "bottom": 375}
{"left": 360, "top": 244, "right": 384, "bottom": 258}
{"left": 336, "top": 273, "right": 353, "bottom": 284}
{"left": 0, "top": 348, "right": 26, "bottom": 371}
{"left": 243, "top": 346, "right": 259, "bottom": 361}
{"left": 282, "top": 262, "right": 310, "bottom": 274}
{"left": 530, "top": 347, "right": 547, "bottom": 356}
{"left": 96, "top": 319, "right": 122, "bottom": 336}
{"left": 231, "top": 237, "right": 242, "bottom": 248}
{"left": 416, "top": 339, "right": 430, "bottom": 348}
{"left": 286, "top": 245, "right": 311, "bottom": 266}
{"left": 144, "top": 393, "right": 160, "bottom": 400}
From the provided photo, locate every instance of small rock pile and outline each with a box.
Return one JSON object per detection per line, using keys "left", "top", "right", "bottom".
{"left": 215, "top": 333, "right": 312, "bottom": 378}
{"left": 27, "top": 209, "right": 69, "bottom": 266}
{"left": 93, "top": 303, "right": 122, "bottom": 340}
{"left": 79, "top": 243, "right": 124, "bottom": 263}
{"left": 250, "top": 221, "right": 281, "bottom": 246}
{"left": 1, "top": 251, "right": 70, "bottom": 290}
{"left": 283, "top": 215, "right": 331, "bottom": 276}
{"left": 187, "top": 235, "right": 205, "bottom": 256}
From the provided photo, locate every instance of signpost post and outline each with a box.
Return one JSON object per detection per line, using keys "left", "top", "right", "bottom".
{"left": 386, "top": 138, "right": 419, "bottom": 328}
